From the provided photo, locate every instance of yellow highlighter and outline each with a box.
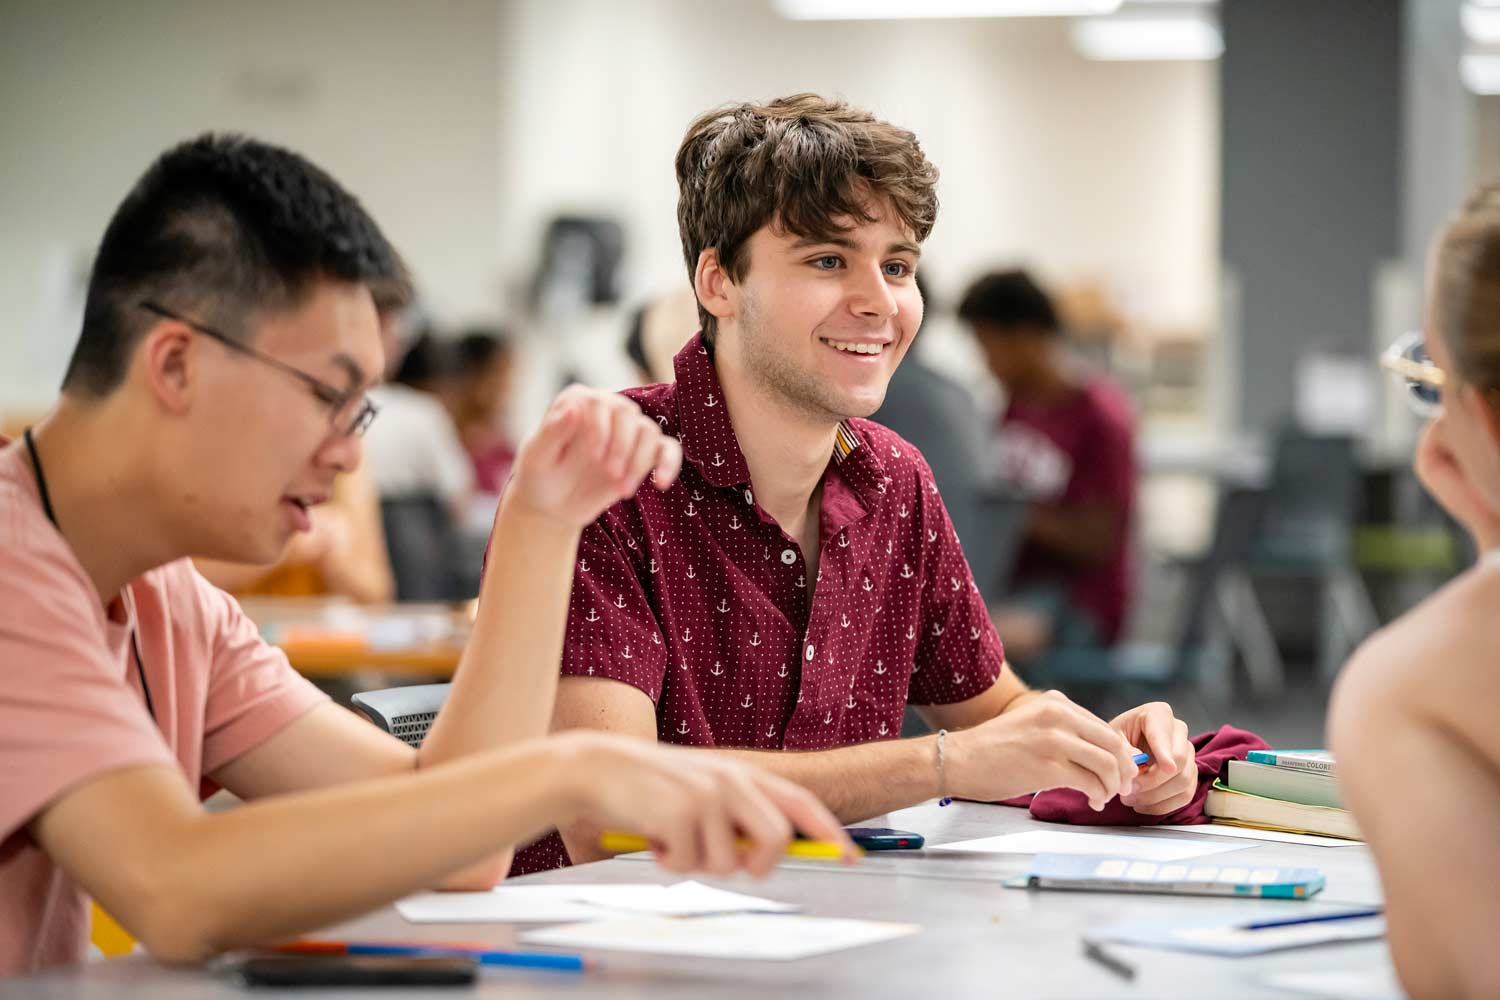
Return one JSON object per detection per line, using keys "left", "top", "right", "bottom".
{"left": 599, "top": 831, "right": 859, "bottom": 860}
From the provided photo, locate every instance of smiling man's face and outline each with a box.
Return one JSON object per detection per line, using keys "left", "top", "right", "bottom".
{"left": 719, "top": 197, "right": 923, "bottom": 424}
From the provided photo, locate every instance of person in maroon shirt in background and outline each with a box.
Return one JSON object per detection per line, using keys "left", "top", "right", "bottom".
{"left": 511, "top": 95, "right": 1197, "bottom": 875}
{"left": 959, "top": 271, "right": 1137, "bottom": 676}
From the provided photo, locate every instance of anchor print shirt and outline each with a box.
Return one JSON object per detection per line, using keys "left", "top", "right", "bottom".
{"left": 511, "top": 334, "right": 1005, "bottom": 874}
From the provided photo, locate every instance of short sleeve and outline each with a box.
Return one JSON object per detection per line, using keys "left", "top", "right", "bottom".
{"left": 561, "top": 517, "right": 668, "bottom": 703}
{"left": 0, "top": 528, "right": 172, "bottom": 843}
{"left": 906, "top": 464, "right": 1006, "bottom": 706}
{"left": 193, "top": 568, "right": 328, "bottom": 774}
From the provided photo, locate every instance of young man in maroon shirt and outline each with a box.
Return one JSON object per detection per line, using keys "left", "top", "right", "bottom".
{"left": 513, "top": 95, "right": 1197, "bottom": 873}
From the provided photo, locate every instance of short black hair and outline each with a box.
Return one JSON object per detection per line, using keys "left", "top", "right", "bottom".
{"left": 64, "top": 132, "right": 410, "bottom": 397}
{"left": 957, "top": 269, "right": 1059, "bottom": 335}
{"left": 392, "top": 331, "right": 449, "bottom": 389}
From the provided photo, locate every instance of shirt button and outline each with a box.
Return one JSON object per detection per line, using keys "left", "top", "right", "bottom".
{"left": 781, "top": 549, "right": 797, "bottom": 565}
{"left": 805, "top": 644, "right": 815, "bottom": 661}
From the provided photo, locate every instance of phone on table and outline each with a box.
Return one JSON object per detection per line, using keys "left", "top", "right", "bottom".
{"left": 235, "top": 954, "right": 478, "bottom": 988}
{"left": 846, "top": 827, "right": 925, "bottom": 851}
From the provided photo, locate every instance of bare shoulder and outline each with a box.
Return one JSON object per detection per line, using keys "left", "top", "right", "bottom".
{"left": 1333, "top": 565, "right": 1500, "bottom": 754}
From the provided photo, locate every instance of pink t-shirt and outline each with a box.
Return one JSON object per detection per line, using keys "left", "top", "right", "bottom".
{"left": 0, "top": 438, "right": 328, "bottom": 977}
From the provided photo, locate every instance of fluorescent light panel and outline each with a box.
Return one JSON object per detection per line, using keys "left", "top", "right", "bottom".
{"left": 774, "top": 0, "right": 1121, "bottom": 20}
{"left": 1462, "top": 53, "right": 1500, "bottom": 94}
{"left": 1464, "top": 3, "right": 1500, "bottom": 44}
{"left": 1071, "top": 12, "right": 1222, "bottom": 60}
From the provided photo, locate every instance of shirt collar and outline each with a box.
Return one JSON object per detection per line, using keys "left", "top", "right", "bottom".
{"left": 671, "top": 332, "right": 891, "bottom": 503}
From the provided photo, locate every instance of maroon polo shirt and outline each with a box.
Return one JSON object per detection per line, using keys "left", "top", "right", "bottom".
{"left": 511, "top": 334, "right": 1005, "bottom": 874}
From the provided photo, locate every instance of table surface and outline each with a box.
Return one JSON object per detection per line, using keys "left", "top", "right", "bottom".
{"left": 1, "top": 801, "right": 1398, "bottom": 999}
{"left": 238, "top": 597, "right": 470, "bottom": 678}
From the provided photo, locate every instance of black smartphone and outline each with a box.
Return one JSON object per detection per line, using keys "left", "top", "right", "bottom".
{"left": 847, "top": 827, "right": 925, "bottom": 851}
{"left": 235, "top": 954, "right": 478, "bottom": 988}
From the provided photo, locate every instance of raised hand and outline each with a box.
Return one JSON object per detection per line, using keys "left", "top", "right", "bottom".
{"left": 506, "top": 386, "right": 683, "bottom": 528}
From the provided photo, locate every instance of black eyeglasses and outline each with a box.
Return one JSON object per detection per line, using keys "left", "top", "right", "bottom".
{"left": 139, "top": 301, "right": 378, "bottom": 437}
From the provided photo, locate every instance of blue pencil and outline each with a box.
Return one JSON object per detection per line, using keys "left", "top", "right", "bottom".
{"left": 1243, "top": 908, "right": 1383, "bottom": 931}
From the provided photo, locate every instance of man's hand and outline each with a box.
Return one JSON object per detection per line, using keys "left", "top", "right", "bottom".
{"left": 505, "top": 386, "right": 683, "bottom": 528}
{"left": 557, "top": 732, "right": 857, "bottom": 878}
{"left": 947, "top": 690, "right": 1140, "bottom": 811}
{"left": 1110, "top": 701, "right": 1196, "bottom": 815}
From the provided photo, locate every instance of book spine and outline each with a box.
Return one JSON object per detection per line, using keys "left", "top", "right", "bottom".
{"left": 1244, "top": 752, "right": 1337, "bottom": 776}
{"left": 1030, "top": 876, "right": 1265, "bottom": 897}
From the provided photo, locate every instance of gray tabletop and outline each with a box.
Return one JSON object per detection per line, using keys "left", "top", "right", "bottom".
{"left": 1, "top": 802, "right": 1398, "bottom": 1000}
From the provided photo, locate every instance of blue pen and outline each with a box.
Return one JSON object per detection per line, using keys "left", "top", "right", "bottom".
{"left": 352, "top": 944, "right": 586, "bottom": 971}
{"left": 940, "top": 753, "right": 1152, "bottom": 807}
{"left": 1243, "top": 908, "right": 1383, "bottom": 931}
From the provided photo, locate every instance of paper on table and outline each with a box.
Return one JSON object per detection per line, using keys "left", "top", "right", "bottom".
{"left": 397, "top": 887, "right": 605, "bottom": 924}
{"left": 1263, "top": 966, "right": 1405, "bottom": 999}
{"left": 1155, "top": 824, "right": 1364, "bottom": 848}
{"left": 521, "top": 914, "right": 919, "bottom": 961}
{"left": 397, "top": 882, "right": 799, "bottom": 924}
{"left": 927, "top": 831, "right": 1247, "bottom": 862}
{"left": 560, "top": 881, "right": 800, "bottom": 917}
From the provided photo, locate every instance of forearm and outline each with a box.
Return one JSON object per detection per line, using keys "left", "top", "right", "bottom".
{"left": 1025, "top": 507, "right": 1114, "bottom": 566}
{"left": 420, "top": 496, "right": 580, "bottom": 765}
{"left": 318, "top": 542, "right": 394, "bottom": 605}
{"left": 710, "top": 738, "right": 941, "bottom": 823}
{"left": 144, "top": 742, "right": 578, "bottom": 960}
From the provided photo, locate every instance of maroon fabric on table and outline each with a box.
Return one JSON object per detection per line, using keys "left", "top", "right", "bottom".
{"left": 999, "top": 724, "right": 1271, "bottom": 826}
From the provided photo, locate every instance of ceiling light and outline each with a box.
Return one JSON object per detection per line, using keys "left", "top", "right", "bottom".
{"left": 1462, "top": 53, "right": 1500, "bottom": 94}
{"left": 1071, "top": 11, "right": 1223, "bottom": 60}
{"left": 1463, "top": 4, "right": 1500, "bottom": 44}
{"left": 773, "top": 0, "right": 1121, "bottom": 20}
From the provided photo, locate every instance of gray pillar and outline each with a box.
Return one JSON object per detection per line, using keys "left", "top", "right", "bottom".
{"left": 1221, "top": 0, "right": 1402, "bottom": 431}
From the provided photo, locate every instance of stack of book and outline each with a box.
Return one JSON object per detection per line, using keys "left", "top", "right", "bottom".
{"left": 1204, "top": 749, "right": 1362, "bottom": 841}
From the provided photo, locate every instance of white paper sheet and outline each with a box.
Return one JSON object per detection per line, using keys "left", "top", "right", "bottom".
{"left": 1154, "top": 824, "right": 1364, "bottom": 848}
{"left": 521, "top": 914, "right": 919, "bottom": 960}
{"left": 397, "top": 888, "right": 605, "bottom": 924}
{"left": 397, "top": 881, "right": 798, "bottom": 924}
{"left": 926, "top": 831, "right": 1248, "bottom": 862}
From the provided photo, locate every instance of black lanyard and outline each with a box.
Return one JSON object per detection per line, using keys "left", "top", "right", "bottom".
{"left": 23, "top": 428, "right": 156, "bottom": 723}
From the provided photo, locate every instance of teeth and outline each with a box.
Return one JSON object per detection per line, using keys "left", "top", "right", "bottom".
{"left": 824, "top": 339, "right": 884, "bottom": 355}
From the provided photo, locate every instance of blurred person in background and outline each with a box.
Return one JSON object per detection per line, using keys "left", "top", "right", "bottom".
{"left": 443, "top": 327, "right": 517, "bottom": 495}
{"left": 363, "top": 306, "right": 474, "bottom": 523}
{"left": 1330, "top": 184, "right": 1500, "bottom": 1000}
{"left": 625, "top": 287, "right": 702, "bottom": 386}
{"left": 872, "top": 273, "right": 985, "bottom": 549}
{"left": 958, "top": 270, "right": 1137, "bottom": 672}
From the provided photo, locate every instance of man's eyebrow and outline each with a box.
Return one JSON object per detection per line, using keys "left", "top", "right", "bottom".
{"left": 888, "top": 241, "right": 922, "bottom": 258}
{"left": 789, "top": 234, "right": 861, "bottom": 251}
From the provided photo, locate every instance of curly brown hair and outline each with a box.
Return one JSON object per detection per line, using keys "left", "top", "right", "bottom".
{"left": 675, "top": 93, "right": 939, "bottom": 342}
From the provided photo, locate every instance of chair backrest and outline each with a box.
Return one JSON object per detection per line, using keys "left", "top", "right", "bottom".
{"left": 351, "top": 683, "right": 452, "bottom": 747}
{"left": 380, "top": 494, "right": 458, "bottom": 601}
{"left": 1172, "top": 485, "right": 1268, "bottom": 671}
{"left": 1255, "top": 429, "right": 1361, "bottom": 564}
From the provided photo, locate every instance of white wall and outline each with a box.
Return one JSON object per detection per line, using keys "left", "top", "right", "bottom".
{"left": 0, "top": 0, "right": 502, "bottom": 414}
{"left": 494, "top": 0, "right": 1218, "bottom": 337}
{"left": 1, "top": 0, "right": 1217, "bottom": 417}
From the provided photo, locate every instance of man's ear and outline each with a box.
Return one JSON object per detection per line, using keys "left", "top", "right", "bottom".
{"left": 693, "top": 248, "right": 735, "bottom": 324}
{"left": 136, "top": 322, "right": 197, "bottom": 416}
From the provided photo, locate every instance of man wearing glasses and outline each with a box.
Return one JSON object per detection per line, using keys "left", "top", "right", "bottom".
{"left": 0, "top": 134, "right": 852, "bottom": 977}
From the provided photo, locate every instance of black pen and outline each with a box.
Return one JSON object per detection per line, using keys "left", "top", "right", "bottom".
{"left": 1082, "top": 938, "right": 1136, "bottom": 981}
